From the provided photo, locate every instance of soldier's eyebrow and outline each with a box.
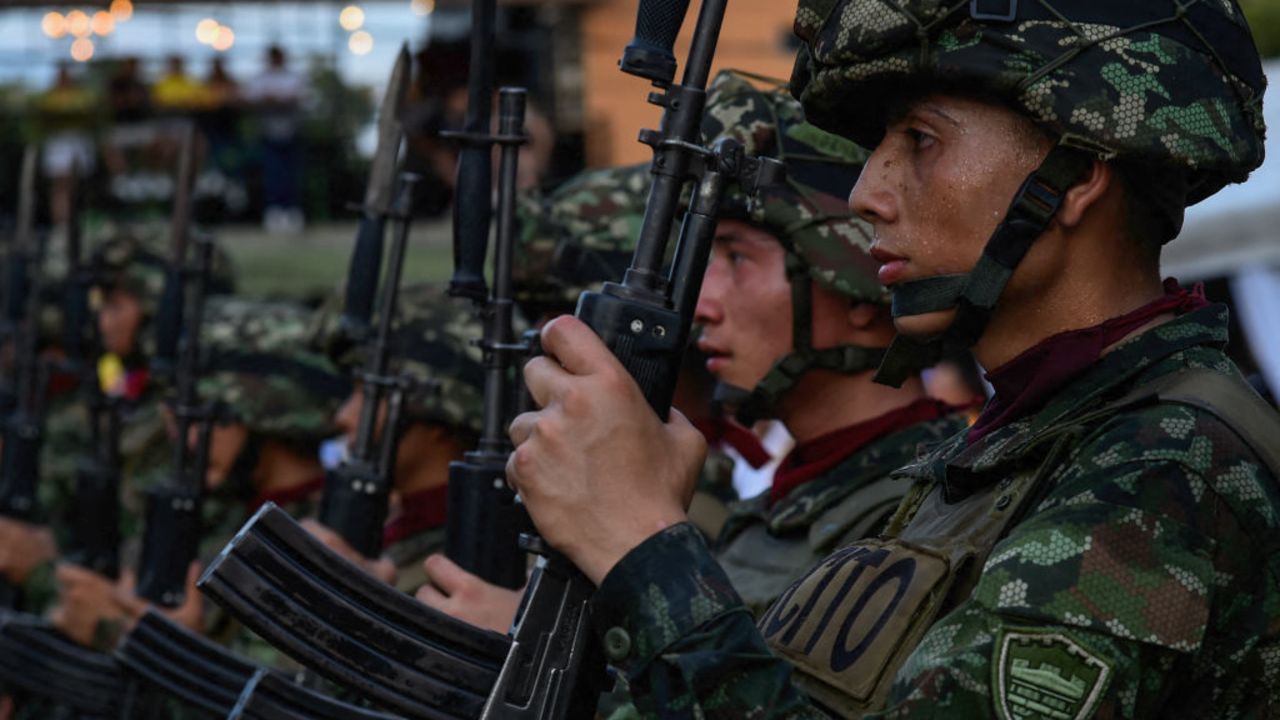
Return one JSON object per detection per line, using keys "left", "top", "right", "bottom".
{"left": 917, "top": 103, "right": 962, "bottom": 129}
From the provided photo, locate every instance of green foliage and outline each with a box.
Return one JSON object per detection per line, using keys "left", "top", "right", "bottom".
{"left": 1243, "top": 0, "right": 1280, "bottom": 58}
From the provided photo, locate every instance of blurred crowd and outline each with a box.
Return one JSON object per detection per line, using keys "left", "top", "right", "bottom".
{"left": 32, "top": 46, "right": 308, "bottom": 234}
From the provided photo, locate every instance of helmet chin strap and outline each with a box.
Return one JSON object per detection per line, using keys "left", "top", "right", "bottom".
{"left": 873, "top": 142, "right": 1095, "bottom": 388}
{"left": 715, "top": 251, "right": 887, "bottom": 426}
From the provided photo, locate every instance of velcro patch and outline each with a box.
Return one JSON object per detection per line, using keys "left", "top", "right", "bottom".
{"left": 993, "top": 627, "right": 1114, "bottom": 720}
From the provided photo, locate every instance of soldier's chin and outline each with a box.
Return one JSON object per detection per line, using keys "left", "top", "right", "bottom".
{"left": 893, "top": 308, "right": 958, "bottom": 340}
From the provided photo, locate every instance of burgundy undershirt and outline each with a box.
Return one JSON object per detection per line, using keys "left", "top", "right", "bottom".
{"left": 250, "top": 474, "right": 326, "bottom": 513}
{"left": 382, "top": 483, "right": 450, "bottom": 547}
{"left": 769, "top": 397, "right": 952, "bottom": 506}
{"left": 967, "top": 279, "right": 1208, "bottom": 444}
{"left": 692, "top": 416, "right": 771, "bottom": 469}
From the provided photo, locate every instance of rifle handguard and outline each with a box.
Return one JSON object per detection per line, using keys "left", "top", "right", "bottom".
{"left": 445, "top": 457, "right": 529, "bottom": 589}
{"left": 319, "top": 461, "right": 391, "bottom": 558}
{"left": 575, "top": 290, "right": 684, "bottom": 416}
{"left": 135, "top": 485, "right": 201, "bottom": 606}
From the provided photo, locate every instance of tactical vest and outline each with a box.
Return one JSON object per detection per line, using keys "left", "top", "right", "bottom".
{"left": 757, "top": 369, "right": 1280, "bottom": 717}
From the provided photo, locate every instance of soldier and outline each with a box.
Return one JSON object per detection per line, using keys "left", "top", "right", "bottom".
{"left": 51, "top": 297, "right": 348, "bottom": 655}
{"left": 304, "top": 283, "right": 488, "bottom": 595}
{"left": 504, "top": 2, "right": 1279, "bottom": 719}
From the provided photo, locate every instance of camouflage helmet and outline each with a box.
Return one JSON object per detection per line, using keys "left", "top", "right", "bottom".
{"left": 513, "top": 164, "right": 648, "bottom": 316}
{"left": 199, "top": 297, "right": 349, "bottom": 443}
{"left": 314, "top": 283, "right": 489, "bottom": 435}
{"left": 700, "top": 70, "right": 888, "bottom": 425}
{"left": 92, "top": 233, "right": 237, "bottom": 318}
{"left": 790, "top": 0, "right": 1267, "bottom": 206}
{"left": 701, "top": 70, "right": 884, "bottom": 303}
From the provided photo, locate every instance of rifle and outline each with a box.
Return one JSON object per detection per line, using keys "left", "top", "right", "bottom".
{"left": 442, "top": 84, "right": 531, "bottom": 588}
{"left": 62, "top": 165, "right": 123, "bottom": 580}
{"left": 338, "top": 44, "right": 411, "bottom": 347}
{"left": 0, "top": 162, "right": 133, "bottom": 719}
{"left": 318, "top": 47, "right": 416, "bottom": 558}
{"left": 136, "top": 125, "right": 215, "bottom": 608}
{"left": 0, "top": 146, "right": 49, "bottom": 610}
{"left": 480, "top": 0, "right": 783, "bottom": 715}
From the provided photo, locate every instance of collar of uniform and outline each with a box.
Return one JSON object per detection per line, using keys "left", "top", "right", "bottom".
{"left": 909, "top": 303, "right": 1230, "bottom": 500}
{"left": 764, "top": 410, "right": 969, "bottom": 535}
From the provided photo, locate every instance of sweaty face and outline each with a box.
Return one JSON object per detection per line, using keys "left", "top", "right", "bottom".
{"left": 98, "top": 288, "right": 143, "bottom": 357}
{"left": 694, "top": 220, "right": 795, "bottom": 392}
{"left": 850, "top": 94, "right": 1051, "bottom": 339}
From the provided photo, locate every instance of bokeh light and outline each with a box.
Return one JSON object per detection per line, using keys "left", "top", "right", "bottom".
{"left": 196, "top": 18, "right": 219, "bottom": 44}
{"left": 339, "top": 5, "right": 365, "bottom": 31}
{"left": 410, "top": 0, "right": 436, "bottom": 16}
{"left": 212, "top": 26, "right": 235, "bottom": 52}
{"left": 348, "top": 30, "right": 373, "bottom": 55}
{"left": 109, "top": 0, "right": 133, "bottom": 22}
{"left": 66, "top": 10, "right": 91, "bottom": 38}
{"left": 70, "top": 37, "right": 94, "bottom": 62}
{"left": 41, "top": 11, "right": 66, "bottom": 39}
{"left": 91, "top": 10, "right": 115, "bottom": 36}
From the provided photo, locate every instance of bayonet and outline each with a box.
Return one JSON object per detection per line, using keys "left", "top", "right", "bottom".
{"left": 340, "top": 44, "right": 411, "bottom": 346}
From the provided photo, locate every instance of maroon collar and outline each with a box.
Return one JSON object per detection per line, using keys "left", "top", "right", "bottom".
{"left": 250, "top": 474, "right": 326, "bottom": 513}
{"left": 691, "top": 416, "right": 771, "bottom": 469}
{"left": 770, "top": 398, "right": 950, "bottom": 505}
{"left": 383, "top": 483, "right": 449, "bottom": 547}
{"left": 968, "top": 279, "right": 1208, "bottom": 444}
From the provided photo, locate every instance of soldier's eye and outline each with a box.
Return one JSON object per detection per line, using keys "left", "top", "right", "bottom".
{"left": 906, "top": 127, "right": 936, "bottom": 150}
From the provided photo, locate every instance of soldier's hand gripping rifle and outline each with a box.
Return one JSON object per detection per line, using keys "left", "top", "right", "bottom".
{"left": 0, "top": 146, "right": 50, "bottom": 610}
{"left": 440, "top": 0, "right": 531, "bottom": 588}
{"left": 338, "top": 43, "right": 411, "bottom": 348}
{"left": 480, "top": 0, "right": 783, "bottom": 716}
{"left": 318, "top": 45, "right": 417, "bottom": 557}
{"left": 136, "top": 124, "right": 217, "bottom": 608}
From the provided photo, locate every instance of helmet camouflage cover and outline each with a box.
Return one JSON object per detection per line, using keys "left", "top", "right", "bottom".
{"left": 314, "top": 283, "right": 488, "bottom": 435}
{"left": 200, "top": 297, "right": 349, "bottom": 443}
{"left": 790, "top": 0, "right": 1267, "bottom": 204}
{"left": 92, "top": 233, "right": 237, "bottom": 318}
{"left": 700, "top": 69, "right": 885, "bottom": 303}
{"left": 513, "top": 164, "right": 648, "bottom": 314}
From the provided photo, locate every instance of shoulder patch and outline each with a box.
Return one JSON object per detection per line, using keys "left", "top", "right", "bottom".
{"left": 993, "top": 627, "right": 1113, "bottom": 720}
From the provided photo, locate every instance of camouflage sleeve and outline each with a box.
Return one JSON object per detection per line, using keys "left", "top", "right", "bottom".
{"left": 873, "top": 458, "right": 1223, "bottom": 719}
{"left": 591, "top": 522, "right": 828, "bottom": 719}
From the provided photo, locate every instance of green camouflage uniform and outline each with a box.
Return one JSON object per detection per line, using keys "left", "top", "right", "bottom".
{"left": 193, "top": 297, "right": 348, "bottom": 659}
{"left": 588, "top": 2, "right": 1276, "bottom": 719}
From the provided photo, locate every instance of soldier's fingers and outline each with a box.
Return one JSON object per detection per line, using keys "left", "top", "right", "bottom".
{"left": 422, "top": 553, "right": 471, "bottom": 596}
{"left": 415, "top": 580, "right": 449, "bottom": 608}
{"left": 523, "top": 356, "right": 571, "bottom": 410}
{"left": 539, "top": 315, "right": 618, "bottom": 378}
{"left": 509, "top": 411, "right": 539, "bottom": 448}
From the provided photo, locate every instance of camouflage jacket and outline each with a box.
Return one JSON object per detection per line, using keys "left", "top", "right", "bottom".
{"left": 590, "top": 304, "right": 1280, "bottom": 719}
{"left": 716, "top": 412, "right": 967, "bottom": 618}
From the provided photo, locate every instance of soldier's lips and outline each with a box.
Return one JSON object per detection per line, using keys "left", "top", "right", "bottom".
{"left": 697, "top": 340, "right": 731, "bottom": 373}
{"left": 871, "top": 246, "right": 910, "bottom": 286}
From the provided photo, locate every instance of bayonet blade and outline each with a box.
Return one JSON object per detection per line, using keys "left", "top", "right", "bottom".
{"left": 364, "top": 43, "right": 410, "bottom": 214}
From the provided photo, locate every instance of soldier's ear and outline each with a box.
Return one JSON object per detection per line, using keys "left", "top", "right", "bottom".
{"left": 1055, "top": 158, "right": 1113, "bottom": 231}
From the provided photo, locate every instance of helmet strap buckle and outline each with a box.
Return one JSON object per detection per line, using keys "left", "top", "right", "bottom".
{"left": 969, "top": 0, "right": 1018, "bottom": 23}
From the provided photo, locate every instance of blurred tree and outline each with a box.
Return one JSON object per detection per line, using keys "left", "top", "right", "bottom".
{"left": 1243, "top": 0, "right": 1280, "bottom": 58}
